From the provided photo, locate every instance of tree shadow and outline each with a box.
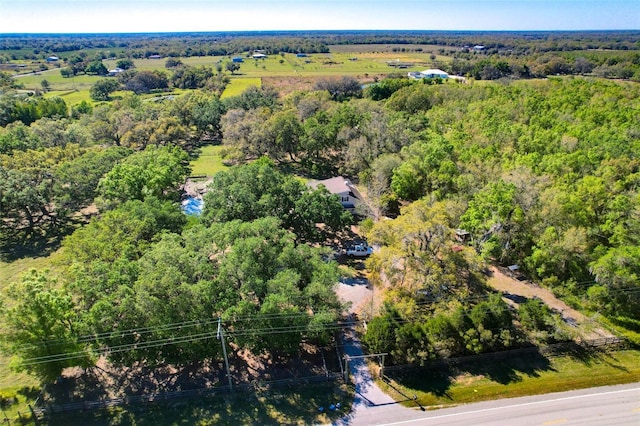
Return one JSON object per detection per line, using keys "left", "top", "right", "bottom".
{"left": 383, "top": 348, "right": 557, "bottom": 399}
{"left": 43, "top": 382, "right": 352, "bottom": 426}
{"left": 384, "top": 362, "right": 454, "bottom": 399}
{"left": 0, "top": 232, "right": 62, "bottom": 262}
{"left": 454, "top": 350, "right": 554, "bottom": 385}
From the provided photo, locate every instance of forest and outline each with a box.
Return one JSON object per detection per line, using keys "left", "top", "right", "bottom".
{"left": 0, "top": 32, "right": 639, "bottom": 397}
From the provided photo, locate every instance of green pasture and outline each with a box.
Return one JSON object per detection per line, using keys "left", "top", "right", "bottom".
{"left": 230, "top": 52, "right": 436, "bottom": 78}
{"left": 222, "top": 77, "right": 261, "bottom": 99}
{"left": 108, "top": 51, "right": 443, "bottom": 79}
{"left": 189, "top": 144, "right": 230, "bottom": 177}
{"left": 329, "top": 43, "right": 459, "bottom": 54}
{"left": 379, "top": 349, "right": 640, "bottom": 409}
{"left": 14, "top": 47, "right": 454, "bottom": 102}
{"left": 17, "top": 71, "right": 101, "bottom": 92}
{"left": 44, "top": 89, "right": 92, "bottom": 105}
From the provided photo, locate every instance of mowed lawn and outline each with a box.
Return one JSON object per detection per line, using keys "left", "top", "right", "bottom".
{"left": 189, "top": 144, "right": 230, "bottom": 177}
{"left": 221, "top": 77, "right": 261, "bottom": 99}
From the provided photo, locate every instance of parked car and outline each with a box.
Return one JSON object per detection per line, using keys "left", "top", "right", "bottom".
{"left": 345, "top": 244, "right": 373, "bottom": 257}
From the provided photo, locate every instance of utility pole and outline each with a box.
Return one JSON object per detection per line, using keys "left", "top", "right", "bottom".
{"left": 370, "top": 282, "right": 374, "bottom": 320}
{"left": 217, "top": 317, "right": 233, "bottom": 391}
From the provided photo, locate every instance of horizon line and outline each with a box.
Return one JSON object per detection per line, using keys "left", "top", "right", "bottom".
{"left": 2, "top": 29, "right": 640, "bottom": 36}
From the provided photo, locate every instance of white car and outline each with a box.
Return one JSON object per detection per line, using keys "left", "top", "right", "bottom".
{"left": 345, "top": 244, "right": 373, "bottom": 257}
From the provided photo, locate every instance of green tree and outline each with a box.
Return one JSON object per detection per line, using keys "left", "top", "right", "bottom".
{"left": 4, "top": 270, "right": 91, "bottom": 383}
{"left": 589, "top": 246, "right": 640, "bottom": 319}
{"left": 116, "top": 58, "right": 135, "bottom": 70}
{"left": 202, "top": 158, "right": 350, "bottom": 242}
{"left": 124, "top": 70, "right": 168, "bottom": 94}
{"left": 364, "top": 78, "right": 415, "bottom": 101}
{"left": 225, "top": 61, "right": 241, "bottom": 74}
{"left": 85, "top": 60, "right": 108, "bottom": 76}
{"left": 97, "top": 145, "right": 189, "bottom": 207}
{"left": 171, "top": 91, "right": 226, "bottom": 141}
{"left": 362, "top": 315, "right": 396, "bottom": 355}
{"left": 61, "top": 197, "right": 186, "bottom": 265}
{"left": 54, "top": 146, "right": 132, "bottom": 213}
{"left": 90, "top": 79, "right": 120, "bottom": 101}
{"left": 60, "top": 67, "right": 73, "bottom": 78}
{"left": 223, "top": 86, "right": 278, "bottom": 111}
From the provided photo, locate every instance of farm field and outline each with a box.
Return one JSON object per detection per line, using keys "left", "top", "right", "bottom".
{"left": 222, "top": 77, "right": 261, "bottom": 98}
{"left": 13, "top": 47, "right": 452, "bottom": 104}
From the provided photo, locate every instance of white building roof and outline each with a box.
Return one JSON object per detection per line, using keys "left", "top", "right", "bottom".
{"left": 420, "top": 69, "right": 448, "bottom": 76}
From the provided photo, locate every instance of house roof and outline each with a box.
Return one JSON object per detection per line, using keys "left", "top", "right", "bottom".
{"left": 421, "top": 69, "right": 448, "bottom": 76}
{"left": 309, "top": 176, "right": 354, "bottom": 195}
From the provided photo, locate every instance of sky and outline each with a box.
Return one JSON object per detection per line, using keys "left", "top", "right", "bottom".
{"left": 0, "top": 0, "right": 638, "bottom": 33}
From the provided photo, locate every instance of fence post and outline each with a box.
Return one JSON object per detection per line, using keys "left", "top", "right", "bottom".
{"left": 27, "top": 405, "right": 39, "bottom": 425}
{"left": 343, "top": 356, "right": 350, "bottom": 384}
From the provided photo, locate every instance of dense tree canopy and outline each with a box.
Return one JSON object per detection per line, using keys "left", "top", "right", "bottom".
{"left": 202, "top": 158, "right": 351, "bottom": 242}
{"left": 2, "top": 54, "right": 640, "bottom": 381}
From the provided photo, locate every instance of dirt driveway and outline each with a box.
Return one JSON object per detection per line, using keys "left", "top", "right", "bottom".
{"left": 486, "top": 265, "right": 615, "bottom": 339}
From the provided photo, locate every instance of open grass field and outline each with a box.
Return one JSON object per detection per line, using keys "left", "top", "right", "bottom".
{"left": 221, "top": 77, "right": 261, "bottom": 99}
{"left": 16, "top": 70, "right": 101, "bottom": 92}
{"left": 44, "top": 89, "right": 92, "bottom": 105}
{"left": 13, "top": 45, "right": 455, "bottom": 108}
{"left": 189, "top": 144, "right": 230, "bottom": 176}
{"left": 379, "top": 349, "right": 640, "bottom": 409}
{"left": 329, "top": 43, "right": 459, "bottom": 54}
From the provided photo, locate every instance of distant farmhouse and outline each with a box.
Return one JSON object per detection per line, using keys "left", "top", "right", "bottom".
{"left": 408, "top": 68, "right": 449, "bottom": 79}
{"left": 252, "top": 50, "right": 267, "bottom": 59}
{"left": 46, "top": 56, "right": 59, "bottom": 62}
{"left": 108, "top": 67, "right": 125, "bottom": 76}
{"left": 308, "top": 177, "right": 364, "bottom": 214}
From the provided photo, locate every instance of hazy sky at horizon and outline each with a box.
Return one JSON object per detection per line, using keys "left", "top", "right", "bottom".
{"left": 0, "top": 0, "right": 638, "bottom": 33}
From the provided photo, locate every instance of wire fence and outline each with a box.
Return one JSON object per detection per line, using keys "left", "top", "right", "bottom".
{"left": 12, "top": 333, "right": 628, "bottom": 422}
{"left": 382, "top": 336, "right": 627, "bottom": 374}
{"left": 23, "top": 372, "right": 343, "bottom": 422}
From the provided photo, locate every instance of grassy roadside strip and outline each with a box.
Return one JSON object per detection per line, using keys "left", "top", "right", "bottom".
{"left": 377, "top": 349, "right": 640, "bottom": 409}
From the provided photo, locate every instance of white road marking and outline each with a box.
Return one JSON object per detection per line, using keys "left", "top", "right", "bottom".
{"left": 377, "top": 387, "right": 640, "bottom": 425}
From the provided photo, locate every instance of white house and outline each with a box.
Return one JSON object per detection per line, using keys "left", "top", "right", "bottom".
{"left": 420, "top": 69, "right": 449, "bottom": 79}
{"left": 252, "top": 53, "right": 267, "bottom": 59}
{"left": 108, "top": 67, "right": 125, "bottom": 76}
{"left": 308, "top": 176, "right": 364, "bottom": 214}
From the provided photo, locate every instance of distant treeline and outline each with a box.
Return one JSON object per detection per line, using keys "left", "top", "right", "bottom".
{"left": 1, "top": 31, "right": 639, "bottom": 61}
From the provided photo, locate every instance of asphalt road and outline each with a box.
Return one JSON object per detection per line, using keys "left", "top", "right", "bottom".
{"left": 335, "top": 280, "right": 640, "bottom": 426}
{"left": 341, "top": 382, "right": 640, "bottom": 426}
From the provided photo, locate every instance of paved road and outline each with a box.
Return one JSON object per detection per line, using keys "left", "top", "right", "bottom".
{"left": 337, "top": 382, "right": 640, "bottom": 425}
{"left": 334, "top": 282, "right": 639, "bottom": 425}
{"left": 334, "top": 324, "right": 416, "bottom": 426}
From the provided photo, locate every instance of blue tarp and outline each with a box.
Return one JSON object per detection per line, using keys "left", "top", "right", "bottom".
{"left": 182, "top": 197, "right": 203, "bottom": 216}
